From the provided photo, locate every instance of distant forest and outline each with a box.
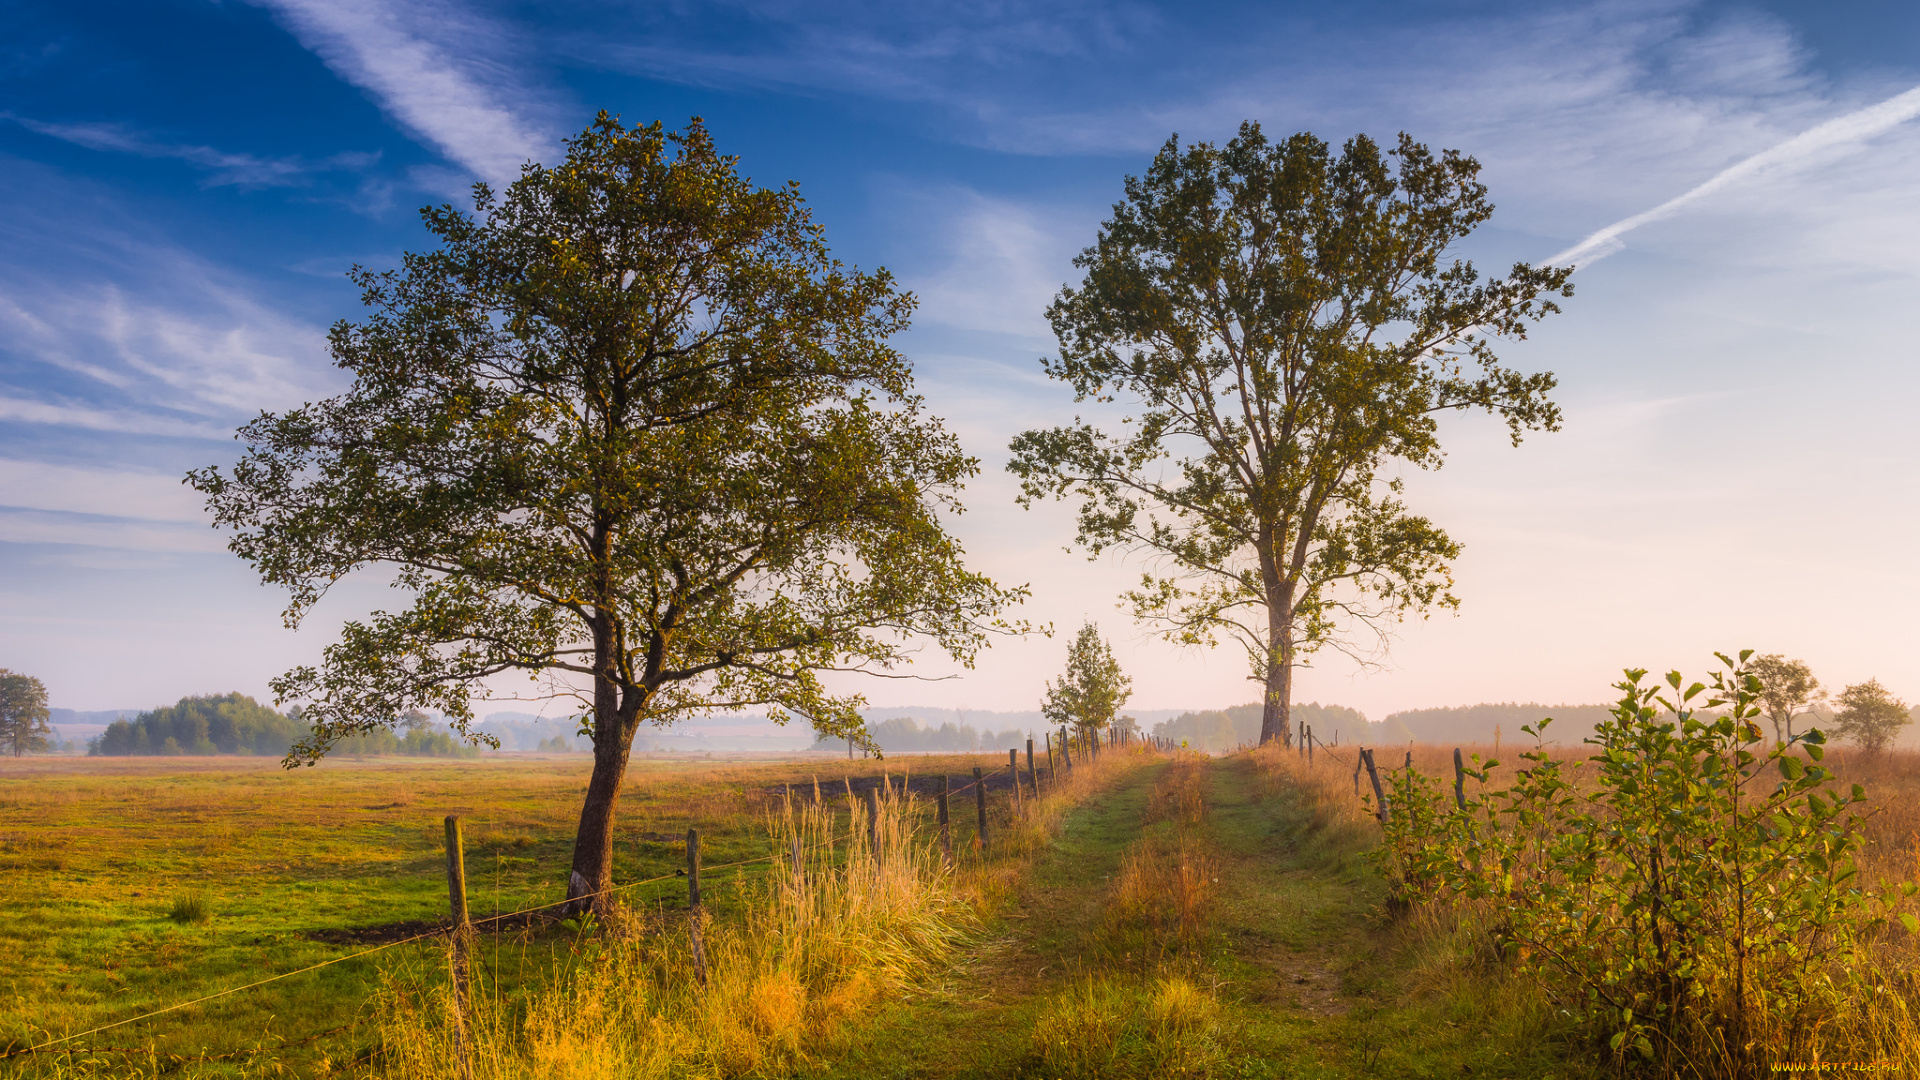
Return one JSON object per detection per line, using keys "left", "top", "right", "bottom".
{"left": 812, "top": 716, "right": 1038, "bottom": 754}
{"left": 1151, "top": 703, "right": 1378, "bottom": 752}
{"left": 88, "top": 694, "right": 475, "bottom": 757}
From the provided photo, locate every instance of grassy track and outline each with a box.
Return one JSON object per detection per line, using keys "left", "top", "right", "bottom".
{"left": 817, "top": 752, "right": 1588, "bottom": 1079}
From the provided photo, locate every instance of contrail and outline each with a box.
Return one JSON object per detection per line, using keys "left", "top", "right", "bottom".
{"left": 1546, "top": 83, "right": 1920, "bottom": 268}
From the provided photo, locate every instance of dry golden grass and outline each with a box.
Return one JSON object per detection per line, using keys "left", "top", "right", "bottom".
{"left": 368, "top": 746, "right": 1157, "bottom": 1079}
{"left": 1257, "top": 736, "right": 1920, "bottom": 1074}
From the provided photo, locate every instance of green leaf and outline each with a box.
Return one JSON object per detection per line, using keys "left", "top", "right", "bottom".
{"left": 1899, "top": 913, "right": 1917, "bottom": 934}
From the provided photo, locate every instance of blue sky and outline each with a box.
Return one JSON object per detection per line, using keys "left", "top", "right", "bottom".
{"left": 3, "top": 0, "right": 1918, "bottom": 720}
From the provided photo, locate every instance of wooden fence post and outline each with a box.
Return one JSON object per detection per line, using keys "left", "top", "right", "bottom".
{"left": 687, "top": 828, "right": 708, "bottom": 987}
{"left": 1061, "top": 728, "right": 1072, "bottom": 771}
{"left": 1306, "top": 725, "right": 1314, "bottom": 766}
{"left": 1353, "top": 749, "right": 1363, "bottom": 797}
{"left": 1008, "top": 749, "right": 1021, "bottom": 816}
{"left": 864, "top": 786, "right": 879, "bottom": 858}
{"left": 1026, "top": 738, "right": 1036, "bottom": 799}
{"left": 1453, "top": 747, "right": 1466, "bottom": 810}
{"left": 973, "top": 766, "right": 988, "bottom": 847}
{"left": 938, "top": 776, "right": 953, "bottom": 869}
{"left": 1362, "top": 749, "right": 1387, "bottom": 823}
{"left": 443, "top": 815, "right": 472, "bottom": 1080}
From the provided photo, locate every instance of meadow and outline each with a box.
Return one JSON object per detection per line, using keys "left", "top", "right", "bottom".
{"left": 0, "top": 748, "right": 1054, "bottom": 1076}
{"left": 5, "top": 735, "right": 1919, "bottom": 1077}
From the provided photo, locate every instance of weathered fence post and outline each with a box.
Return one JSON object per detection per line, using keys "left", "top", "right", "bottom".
{"left": 1404, "top": 749, "right": 1412, "bottom": 770}
{"left": 1362, "top": 749, "right": 1387, "bottom": 823}
{"left": 1026, "top": 738, "right": 1036, "bottom": 799}
{"left": 1061, "top": 728, "right": 1072, "bottom": 772}
{"left": 687, "top": 828, "right": 708, "bottom": 987}
{"left": 973, "top": 766, "right": 988, "bottom": 847}
{"left": 938, "top": 776, "right": 953, "bottom": 869}
{"left": 1353, "top": 749, "right": 1363, "bottom": 797}
{"left": 444, "top": 815, "right": 472, "bottom": 1080}
{"left": 1453, "top": 747, "right": 1466, "bottom": 811}
{"left": 1008, "top": 749, "right": 1022, "bottom": 816}
{"left": 864, "top": 786, "right": 879, "bottom": 859}
{"left": 1045, "top": 732, "right": 1056, "bottom": 787}
{"left": 1306, "top": 725, "right": 1313, "bottom": 766}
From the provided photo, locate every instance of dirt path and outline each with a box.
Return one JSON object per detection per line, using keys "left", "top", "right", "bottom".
{"left": 815, "top": 751, "right": 1581, "bottom": 1079}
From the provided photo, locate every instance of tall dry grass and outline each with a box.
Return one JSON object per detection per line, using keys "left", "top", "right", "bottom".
{"left": 1256, "top": 735, "right": 1920, "bottom": 1075}
{"left": 1022, "top": 752, "right": 1226, "bottom": 1079}
{"left": 371, "top": 748, "right": 1153, "bottom": 1078}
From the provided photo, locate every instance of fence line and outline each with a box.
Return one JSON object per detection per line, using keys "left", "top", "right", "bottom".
{"left": 7, "top": 745, "right": 1151, "bottom": 1062}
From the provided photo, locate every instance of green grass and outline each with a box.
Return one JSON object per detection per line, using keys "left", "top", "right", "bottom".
{"left": 806, "top": 750, "right": 1597, "bottom": 1078}
{"left": 0, "top": 750, "right": 1026, "bottom": 1077}
{"left": 3, "top": 745, "right": 1600, "bottom": 1078}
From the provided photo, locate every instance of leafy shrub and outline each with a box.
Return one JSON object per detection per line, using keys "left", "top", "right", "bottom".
{"left": 1379, "top": 652, "right": 1916, "bottom": 1075}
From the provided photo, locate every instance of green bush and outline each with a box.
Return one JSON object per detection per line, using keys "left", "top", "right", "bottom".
{"left": 1379, "top": 652, "right": 1916, "bottom": 1075}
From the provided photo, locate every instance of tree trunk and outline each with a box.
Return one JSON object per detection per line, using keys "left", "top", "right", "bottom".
{"left": 567, "top": 714, "right": 639, "bottom": 914}
{"left": 567, "top": 635, "right": 644, "bottom": 915}
{"left": 1258, "top": 602, "right": 1294, "bottom": 747}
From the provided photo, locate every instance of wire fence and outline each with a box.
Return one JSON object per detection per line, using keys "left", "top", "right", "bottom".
{"left": 4, "top": 737, "right": 1160, "bottom": 1065}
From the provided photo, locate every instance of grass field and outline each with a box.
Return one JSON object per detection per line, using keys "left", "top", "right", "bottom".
{"left": 6, "top": 738, "right": 1919, "bottom": 1077}
{"left": 0, "top": 749, "right": 1049, "bottom": 1076}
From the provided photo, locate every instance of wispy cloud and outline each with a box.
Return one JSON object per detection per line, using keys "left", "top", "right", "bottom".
{"left": 1546, "top": 83, "right": 1920, "bottom": 267}
{"left": 11, "top": 117, "right": 378, "bottom": 188}
{"left": 0, "top": 163, "right": 340, "bottom": 434}
{"left": 0, "top": 508, "right": 222, "bottom": 553}
{"left": 0, "top": 459, "right": 204, "bottom": 522}
{"left": 252, "top": 0, "right": 554, "bottom": 183}
{"left": 884, "top": 185, "right": 1079, "bottom": 343}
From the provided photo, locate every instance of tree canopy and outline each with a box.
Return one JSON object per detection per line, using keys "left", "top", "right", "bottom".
{"left": 1041, "top": 622, "right": 1132, "bottom": 738}
{"left": 189, "top": 114, "right": 1021, "bottom": 906}
{"left": 1830, "top": 678, "right": 1911, "bottom": 755}
{"left": 0, "top": 669, "right": 52, "bottom": 757}
{"left": 90, "top": 693, "right": 302, "bottom": 756}
{"left": 1010, "top": 124, "right": 1571, "bottom": 746}
{"left": 1748, "top": 653, "right": 1824, "bottom": 743}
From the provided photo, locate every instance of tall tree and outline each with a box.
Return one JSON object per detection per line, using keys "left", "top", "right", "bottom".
{"left": 0, "top": 670, "right": 52, "bottom": 757}
{"left": 1748, "top": 653, "right": 1823, "bottom": 743}
{"left": 190, "top": 115, "right": 1021, "bottom": 910}
{"left": 1040, "top": 622, "right": 1132, "bottom": 741}
{"left": 1010, "top": 124, "right": 1572, "bottom": 746}
{"left": 1830, "top": 679, "right": 1911, "bottom": 755}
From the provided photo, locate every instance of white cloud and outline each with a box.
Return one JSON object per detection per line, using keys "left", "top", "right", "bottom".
{"left": 0, "top": 508, "right": 222, "bottom": 553}
{"left": 11, "top": 118, "right": 379, "bottom": 188}
{"left": 254, "top": 0, "right": 555, "bottom": 184}
{"left": 1546, "top": 83, "right": 1920, "bottom": 267}
{"left": 885, "top": 185, "right": 1080, "bottom": 343}
{"left": 0, "top": 460, "right": 204, "bottom": 522}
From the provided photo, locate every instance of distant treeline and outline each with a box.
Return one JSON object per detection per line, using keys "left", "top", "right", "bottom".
{"left": 813, "top": 716, "right": 1037, "bottom": 753}
{"left": 1385, "top": 702, "right": 1616, "bottom": 745}
{"left": 1152, "top": 702, "right": 1378, "bottom": 752}
{"left": 89, "top": 694, "right": 476, "bottom": 758}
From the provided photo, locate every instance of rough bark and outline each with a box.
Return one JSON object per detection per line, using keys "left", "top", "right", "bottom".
{"left": 567, "top": 690, "right": 641, "bottom": 914}
{"left": 1257, "top": 579, "right": 1295, "bottom": 747}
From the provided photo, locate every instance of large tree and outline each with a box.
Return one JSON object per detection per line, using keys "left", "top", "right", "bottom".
{"left": 0, "top": 669, "right": 52, "bottom": 757}
{"left": 1010, "top": 124, "right": 1572, "bottom": 746}
{"left": 1830, "top": 679, "right": 1911, "bottom": 755}
{"left": 1748, "top": 653, "right": 1824, "bottom": 743}
{"left": 190, "top": 115, "right": 1021, "bottom": 908}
